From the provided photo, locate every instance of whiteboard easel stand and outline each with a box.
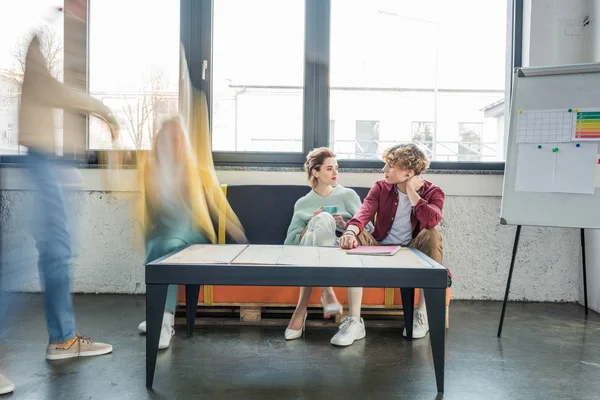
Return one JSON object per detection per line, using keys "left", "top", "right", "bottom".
{"left": 497, "top": 224, "right": 589, "bottom": 337}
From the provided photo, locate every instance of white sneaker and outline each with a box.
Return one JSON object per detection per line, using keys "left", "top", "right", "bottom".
{"left": 158, "top": 323, "right": 175, "bottom": 350}
{"left": 330, "top": 316, "right": 366, "bottom": 346}
{"left": 0, "top": 374, "right": 14, "bottom": 395}
{"left": 138, "top": 312, "right": 174, "bottom": 334}
{"left": 403, "top": 309, "right": 429, "bottom": 339}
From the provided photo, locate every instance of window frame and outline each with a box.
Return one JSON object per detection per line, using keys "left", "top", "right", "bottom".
{"left": 0, "top": 0, "right": 523, "bottom": 171}
{"left": 184, "top": 0, "right": 522, "bottom": 171}
{"left": 0, "top": 0, "right": 136, "bottom": 167}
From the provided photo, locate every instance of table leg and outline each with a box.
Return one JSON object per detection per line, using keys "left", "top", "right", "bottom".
{"left": 424, "top": 288, "right": 446, "bottom": 394}
{"left": 186, "top": 285, "right": 200, "bottom": 337}
{"left": 400, "top": 288, "right": 415, "bottom": 340}
{"left": 146, "top": 284, "right": 168, "bottom": 388}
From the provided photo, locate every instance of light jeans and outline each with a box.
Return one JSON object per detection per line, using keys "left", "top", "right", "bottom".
{"left": 299, "top": 212, "right": 338, "bottom": 247}
{"left": 25, "top": 150, "right": 76, "bottom": 344}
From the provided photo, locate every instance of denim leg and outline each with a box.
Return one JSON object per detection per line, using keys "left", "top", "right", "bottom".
{"left": 26, "top": 151, "right": 76, "bottom": 344}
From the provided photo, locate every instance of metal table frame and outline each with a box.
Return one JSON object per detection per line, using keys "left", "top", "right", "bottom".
{"left": 145, "top": 245, "right": 448, "bottom": 394}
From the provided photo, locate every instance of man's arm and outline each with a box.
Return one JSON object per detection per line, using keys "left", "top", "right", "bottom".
{"left": 345, "top": 183, "right": 380, "bottom": 234}
{"left": 407, "top": 180, "right": 444, "bottom": 229}
{"left": 37, "top": 75, "right": 116, "bottom": 125}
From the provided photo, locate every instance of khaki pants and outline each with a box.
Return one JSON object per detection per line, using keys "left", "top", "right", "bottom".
{"left": 408, "top": 229, "right": 443, "bottom": 265}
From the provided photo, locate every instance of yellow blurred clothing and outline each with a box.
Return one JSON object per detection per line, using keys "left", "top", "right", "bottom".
{"left": 137, "top": 47, "right": 246, "bottom": 245}
{"left": 18, "top": 34, "right": 116, "bottom": 155}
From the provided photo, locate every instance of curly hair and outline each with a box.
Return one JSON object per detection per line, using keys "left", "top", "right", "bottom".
{"left": 382, "top": 143, "right": 430, "bottom": 175}
{"left": 304, "top": 147, "right": 336, "bottom": 188}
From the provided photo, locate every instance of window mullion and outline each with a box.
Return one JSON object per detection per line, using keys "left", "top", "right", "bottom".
{"left": 314, "top": 0, "right": 330, "bottom": 149}
{"left": 303, "top": 0, "right": 330, "bottom": 152}
{"left": 302, "top": 0, "right": 318, "bottom": 154}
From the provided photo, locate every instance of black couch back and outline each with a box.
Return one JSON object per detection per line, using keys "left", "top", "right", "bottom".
{"left": 225, "top": 185, "right": 370, "bottom": 244}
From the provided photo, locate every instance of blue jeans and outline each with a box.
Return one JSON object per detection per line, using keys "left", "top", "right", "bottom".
{"left": 25, "top": 150, "right": 76, "bottom": 344}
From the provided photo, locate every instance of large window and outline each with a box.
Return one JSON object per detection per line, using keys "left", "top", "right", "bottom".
{"left": 88, "top": 0, "right": 180, "bottom": 150}
{"left": 190, "top": 0, "right": 511, "bottom": 168}
{"left": 1, "top": 0, "right": 516, "bottom": 168}
{"left": 0, "top": 1, "right": 64, "bottom": 155}
{"left": 329, "top": 0, "right": 506, "bottom": 162}
{"left": 211, "top": 0, "right": 305, "bottom": 153}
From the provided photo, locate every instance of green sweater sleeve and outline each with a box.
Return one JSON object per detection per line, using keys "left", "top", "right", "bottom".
{"left": 284, "top": 186, "right": 372, "bottom": 245}
{"left": 284, "top": 199, "right": 307, "bottom": 245}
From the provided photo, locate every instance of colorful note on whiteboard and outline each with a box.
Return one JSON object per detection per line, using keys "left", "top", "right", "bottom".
{"left": 574, "top": 109, "right": 600, "bottom": 140}
{"left": 516, "top": 109, "right": 574, "bottom": 143}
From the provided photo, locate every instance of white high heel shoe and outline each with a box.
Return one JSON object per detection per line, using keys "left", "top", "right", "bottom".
{"left": 321, "top": 295, "right": 343, "bottom": 317}
{"left": 284, "top": 313, "right": 307, "bottom": 340}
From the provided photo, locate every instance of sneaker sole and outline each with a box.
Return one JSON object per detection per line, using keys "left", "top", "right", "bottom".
{"left": 46, "top": 346, "right": 113, "bottom": 360}
{"left": 0, "top": 383, "right": 15, "bottom": 395}
{"left": 330, "top": 331, "right": 366, "bottom": 347}
{"left": 403, "top": 330, "right": 429, "bottom": 339}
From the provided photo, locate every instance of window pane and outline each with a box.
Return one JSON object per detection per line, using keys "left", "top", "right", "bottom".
{"left": 411, "top": 121, "right": 434, "bottom": 160}
{"left": 89, "top": 0, "right": 179, "bottom": 150}
{"left": 212, "top": 0, "right": 305, "bottom": 152}
{"left": 330, "top": 0, "right": 507, "bottom": 162}
{"left": 458, "top": 122, "right": 483, "bottom": 162}
{"left": 0, "top": 1, "right": 64, "bottom": 155}
{"left": 354, "top": 120, "right": 380, "bottom": 159}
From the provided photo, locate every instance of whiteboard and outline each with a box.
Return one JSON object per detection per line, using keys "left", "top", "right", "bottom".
{"left": 501, "top": 63, "right": 600, "bottom": 229}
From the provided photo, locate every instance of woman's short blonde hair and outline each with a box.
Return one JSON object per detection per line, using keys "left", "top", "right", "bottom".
{"left": 382, "top": 143, "right": 430, "bottom": 175}
{"left": 304, "top": 147, "right": 336, "bottom": 188}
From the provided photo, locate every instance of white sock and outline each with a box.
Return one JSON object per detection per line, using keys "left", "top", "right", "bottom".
{"left": 347, "top": 287, "right": 363, "bottom": 318}
{"left": 162, "top": 312, "right": 174, "bottom": 326}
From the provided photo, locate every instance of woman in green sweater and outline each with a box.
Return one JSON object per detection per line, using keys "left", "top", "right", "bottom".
{"left": 284, "top": 148, "right": 372, "bottom": 342}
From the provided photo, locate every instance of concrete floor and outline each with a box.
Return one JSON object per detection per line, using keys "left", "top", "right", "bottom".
{"left": 0, "top": 295, "right": 599, "bottom": 400}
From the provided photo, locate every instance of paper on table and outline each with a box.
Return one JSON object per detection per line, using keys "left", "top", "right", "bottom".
{"left": 277, "top": 246, "right": 320, "bottom": 266}
{"left": 515, "top": 144, "right": 556, "bottom": 192}
{"left": 231, "top": 245, "right": 284, "bottom": 265}
{"left": 318, "top": 247, "right": 364, "bottom": 267}
{"left": 160, "top": 244, "right": 248, "bottom": 264}
{"left": 358, "top": 248, "right": 432, "bottom": 268}
{"left": 554, "top": 143, "right": 597, "bottom": 194}
{"left": 346, "top": 245, "right": 402, "bottom": 256}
